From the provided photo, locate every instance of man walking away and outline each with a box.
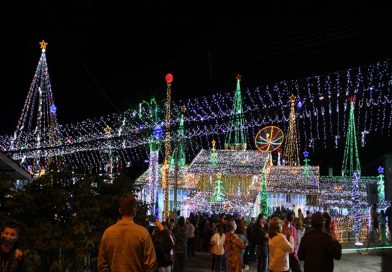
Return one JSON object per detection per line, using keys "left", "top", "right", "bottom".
{"left": 97, "top": 194, "right": 157, "bottom": 272}
{"left": 298, "top": 212, "right": 341, "bottom": 272}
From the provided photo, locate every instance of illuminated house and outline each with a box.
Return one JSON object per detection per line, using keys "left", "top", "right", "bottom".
{"left": 265, "top": 165, "right": 320, "bottom": 211}
{"left": 180, "top": 149, "right": 268, "bottom": 216}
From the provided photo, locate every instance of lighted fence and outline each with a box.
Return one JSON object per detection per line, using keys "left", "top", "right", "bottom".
{"left": 333, "top": 215, "right": 392, "bottom": 245}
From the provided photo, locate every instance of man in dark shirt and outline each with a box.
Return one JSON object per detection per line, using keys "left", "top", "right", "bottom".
{"left": 303, "top": 211, "right": 312, "bottom": 234}
{"left": 298, "top": 212, "right": 342, "bottom": 272}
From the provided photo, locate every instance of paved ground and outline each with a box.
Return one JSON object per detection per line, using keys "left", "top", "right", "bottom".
{"left": 184, "top": 250, "right": 392, "bottom": 272}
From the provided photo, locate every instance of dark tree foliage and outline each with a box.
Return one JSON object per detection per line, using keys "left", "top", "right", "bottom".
{"left": 0, "top": 169, "right": 148, "bottom": 271}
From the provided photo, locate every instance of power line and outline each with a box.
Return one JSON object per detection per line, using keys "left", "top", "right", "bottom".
{"left": 43, "top": 0, "right": 121, "bottom": 113}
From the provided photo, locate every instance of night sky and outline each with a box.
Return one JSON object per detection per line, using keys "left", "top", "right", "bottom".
{"left": 2, "top": 1, "right": 392, "bottom": 175}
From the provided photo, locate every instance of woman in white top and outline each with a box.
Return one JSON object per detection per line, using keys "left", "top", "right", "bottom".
{"left": 210, "top": 223, "right": 226, "bottom": 272}
{"left": 268, "top": 217, "right": 294, "bottom": 272}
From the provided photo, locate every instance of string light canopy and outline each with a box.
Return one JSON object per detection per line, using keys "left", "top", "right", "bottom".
{"left": 1, "top": 46, "right": 392, "bottom": 174}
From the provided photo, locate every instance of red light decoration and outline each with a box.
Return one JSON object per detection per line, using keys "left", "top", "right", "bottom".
{"left": 165, "top": 73, "right": 173, "bottom": 84}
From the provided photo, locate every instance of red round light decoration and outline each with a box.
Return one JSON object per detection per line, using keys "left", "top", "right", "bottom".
{"left": 165, "top": 73, "right": 173, "bottom": 84}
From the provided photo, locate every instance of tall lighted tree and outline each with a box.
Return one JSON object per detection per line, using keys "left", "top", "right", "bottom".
{"left": 177, "top": 105, "right": 187, "bottom": 167}
{"left": 170, "top": 105, "right": 186, "bottom": 167}
{"left": 283, "top": 94, "right": 300, "bottom": 166}
{"left": 212, "top": 173, "right": 225, "bottom": 202}
{"left": 225, "top": 74, "right": 247, "bottom": 151}
{"left": 10, "top": 40, "right": 59, "bottom": 171}
{"left": 377, "top": 166, "right": 385, "bottom": 202}
{"left": 352, "top": 171, "right": 363, "bottom": 245}
{"left": 139, "top": 98, "right": 161, "bottom": 217}
{"left": 210, "top": 139, "right": 218, "bottom": 166}
{"left": 260, "top": 156, "right": 269, "bottom": 216}
{"left": 172, "top": 105, "right": 187, "bottom": 217}
{"left": 342, "top": 96, "right": 361, "bottom": 177}
{"left": 302, "top": 150, "right": 311, "bottom": 177}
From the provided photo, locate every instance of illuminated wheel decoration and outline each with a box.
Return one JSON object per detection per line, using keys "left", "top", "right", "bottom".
{"left": 255, "top": 126, "right": 284, "bottom": 153}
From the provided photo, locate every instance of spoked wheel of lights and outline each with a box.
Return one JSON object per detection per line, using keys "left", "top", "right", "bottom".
{"left": 255, "top": 126, "right": 284, "bottom": 153}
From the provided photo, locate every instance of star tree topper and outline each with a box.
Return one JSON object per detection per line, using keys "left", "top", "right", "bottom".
{"left": 39, "top": 40, "right": 48, "bottom": 52}
{"left": 104, "top": 125, "right": 112, "bottom": 135}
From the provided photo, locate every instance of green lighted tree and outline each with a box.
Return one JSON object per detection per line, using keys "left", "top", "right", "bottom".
{"left": 177, "top": 105, "right": 187, "bottom": 167}
{"left": 260, "top": 157, "right": 269, "bottom": 215}
{"left": 342, "top": 96, "right": 361, "bottom": 177}
{"left": 302, "top": 150, "right": 311, "bottom": 177}
{"left": 377, "top": 166, "right": 385, "bottom": 202}
{"left": 212, "top": 174, "right": 225, "bottom": 202}
{"left": 210, "top": 139, "right": 218, "bottom": 166}
{"left": 225, "top": 74, "right": 247, "bottom": 150}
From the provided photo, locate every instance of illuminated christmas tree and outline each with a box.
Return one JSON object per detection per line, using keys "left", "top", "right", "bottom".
{"left": 225, "top": 74, "right": 247, "bottom": 151}
{"left": 260, "top": 157, "right": 269, "bottom": 216}
{"left": 341, "top": 96, "right": 361, "bottom": 177}
{"left": 170, "top": 105, "right": 186, "bottom": 167}
{"left": 212, "top": 173, "right": 225, "bottom": 202}
{"left": 209, "top": 139, "right": 218, "bottom": 166}
{"left": 302, "top": 150, "right": 311, "bottom": 177}
{"left": 177, "top": 106, "right": 187, "bottom": 166}
{"left": 139, "top": 98, "right": 161, "bottom": 217}
{"left": 10, "top": 40, "right": 59, "bottom": 174}
{"left": 377, "top": 166, "right": 385, "bottom": 202}
{"left": 283, "top": 94, "right": 300, "bottom": 166}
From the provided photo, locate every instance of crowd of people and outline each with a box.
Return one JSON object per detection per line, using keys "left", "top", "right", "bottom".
{"left": 2, "top": 196, "right": 392, "bottom": 272}
{"left": 96, "top": 194, "right": 344, "bottom": 272}
{"left": 370, "top": 202, "right": 392, "bottom": 245}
